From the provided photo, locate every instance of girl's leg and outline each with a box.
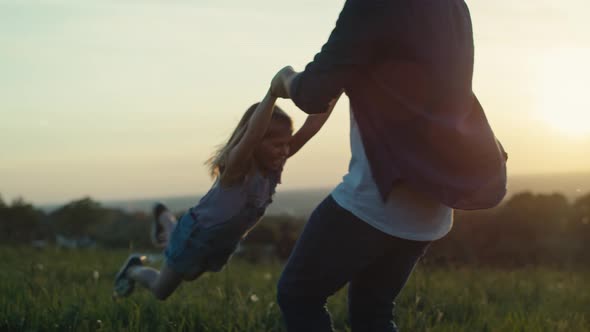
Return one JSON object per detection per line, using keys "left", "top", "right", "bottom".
{"left": 127, "top": 264, "right": 183, "bottom": 301}
{"left": 152, "top": 202, "right": 178, "bottom": 248}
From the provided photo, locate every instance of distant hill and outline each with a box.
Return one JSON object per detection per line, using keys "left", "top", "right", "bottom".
{"left": 99, "top": 187, "right": 331, "bottom": 218}
{"left": 506, "top": 172, "right": 590, "bottom": 198}
{"left": 41, "top": 172, "right": 590, "bottom": 216}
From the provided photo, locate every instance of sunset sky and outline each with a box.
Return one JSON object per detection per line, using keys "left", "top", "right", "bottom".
{"left": 2, "top": 0, "right": 589, "bottom": 205}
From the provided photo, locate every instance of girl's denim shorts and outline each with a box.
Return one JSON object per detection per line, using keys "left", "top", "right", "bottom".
{"left": 164, "top": 211, "right": 250, "bottom": 277}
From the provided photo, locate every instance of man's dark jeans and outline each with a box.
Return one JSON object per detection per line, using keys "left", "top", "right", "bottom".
{"left": 277, "top": 195, "right": 431, "bottom": 332}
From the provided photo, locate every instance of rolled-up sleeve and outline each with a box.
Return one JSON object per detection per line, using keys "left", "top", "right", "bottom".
{"left": 290, "top": 0, "right": 383, "bottom": 114}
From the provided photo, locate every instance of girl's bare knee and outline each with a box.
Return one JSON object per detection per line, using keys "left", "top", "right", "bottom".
{"left": 151, "top": 266, "right": 182, "bottom": 301}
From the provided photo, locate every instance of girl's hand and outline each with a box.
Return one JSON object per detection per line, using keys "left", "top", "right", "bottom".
{"left": 271, "top": 66, "right": 297, "bottom": 98}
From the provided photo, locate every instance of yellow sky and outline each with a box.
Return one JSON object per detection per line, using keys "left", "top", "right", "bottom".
{"left": 1, "top": 0, "right": 589, "bottom": 204}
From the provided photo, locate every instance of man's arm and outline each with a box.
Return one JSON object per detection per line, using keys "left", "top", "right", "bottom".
{"left": 288, "top": 0, "right": 384, "bottom": 114}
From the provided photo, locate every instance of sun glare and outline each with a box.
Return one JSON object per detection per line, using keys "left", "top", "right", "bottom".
{"left": 535, "top": 50, "right": 590, "bottom": 137}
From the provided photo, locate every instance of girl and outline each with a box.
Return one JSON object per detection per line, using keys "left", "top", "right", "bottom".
{"left": 113, "top": 70, "right": 335, "bottom": 300}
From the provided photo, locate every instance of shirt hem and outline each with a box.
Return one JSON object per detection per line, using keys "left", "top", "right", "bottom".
{"left": 330, "top": 192, "right": 453, "bottom": 242}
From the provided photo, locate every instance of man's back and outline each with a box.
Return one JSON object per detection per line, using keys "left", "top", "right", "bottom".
{"left": 291, "top": 0, "right": 508, "bottom": 209}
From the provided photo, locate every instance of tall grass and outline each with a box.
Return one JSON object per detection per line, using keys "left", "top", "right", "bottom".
{"left": 0, "top": 246, "right": 588, "bottom": 331}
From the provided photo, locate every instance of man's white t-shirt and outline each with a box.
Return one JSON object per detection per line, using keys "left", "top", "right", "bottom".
{"left": 331, "top": 109, "right": 453, "bottom": 242}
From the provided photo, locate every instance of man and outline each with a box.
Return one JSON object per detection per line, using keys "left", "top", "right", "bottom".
{"left": 271, "top": 0, "right": 507, "bottom": 331}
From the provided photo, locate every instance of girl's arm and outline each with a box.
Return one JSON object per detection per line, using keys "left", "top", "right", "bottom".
{"left": 288, "top": 94, "right": 340, "bottom": 158}
{"left": 224, "top": 90, "right": 277, "bottom": 180}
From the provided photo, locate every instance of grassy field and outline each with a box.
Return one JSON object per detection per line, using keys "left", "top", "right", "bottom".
{"left": 0, "top": 246, "right": 588, "bottom": 332}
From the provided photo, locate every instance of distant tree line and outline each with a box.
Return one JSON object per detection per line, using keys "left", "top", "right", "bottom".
{"left": 427, "top": 192, "right": 590, "bottom": 268}
{"left": 0, "top": 192, "right": 589, "bottom": 267}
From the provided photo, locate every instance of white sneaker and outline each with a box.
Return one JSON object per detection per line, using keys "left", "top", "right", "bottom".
{"left": 113, "top": 254, "right": 145, "bottom": 297}
{"left": 151, "top": 202, "right": 177, "bottom": 248}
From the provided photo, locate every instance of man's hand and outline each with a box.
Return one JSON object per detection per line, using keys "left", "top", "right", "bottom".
{"left": 271, "top": 66, "right": 298, "bottom": 98}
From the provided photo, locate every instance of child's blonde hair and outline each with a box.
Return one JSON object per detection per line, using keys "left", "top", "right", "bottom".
{"left": 206, "top": 103, "right": 292, "bottom": 180}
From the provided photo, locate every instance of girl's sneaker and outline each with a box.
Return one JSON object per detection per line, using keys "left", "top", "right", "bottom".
{"left": 151, "top": 202, "right": 177, "bottom": 248}
{"left": 113, "top": 254, "right": 145, "bottom": 297}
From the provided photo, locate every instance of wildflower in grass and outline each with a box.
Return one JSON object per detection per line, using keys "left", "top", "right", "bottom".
{"left": 250, "top": 294, "right": 259, "bottom": 302}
